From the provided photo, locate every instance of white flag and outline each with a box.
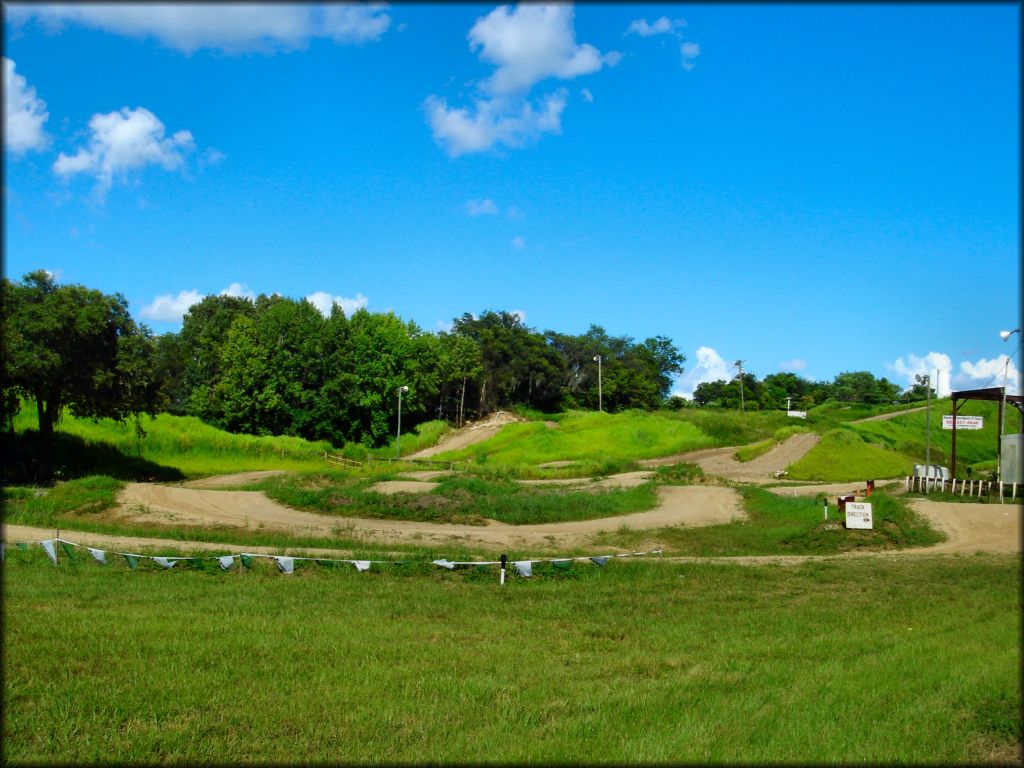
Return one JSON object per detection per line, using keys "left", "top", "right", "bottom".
{"left": 152, "top": 557, "right": 177, "bottom": 569}
{"left": 432, "top": 559, "right": 455, "bottom": 570}
{"left": 40, "top": 539, "right": 58, "bottom": 564}
{"left": 513, "top": 561, "right": 533, "bottom": 577}
{"left": 590, "top": 556, "right": 609, "bottom": 567}
{"left": 218, "top": 556, "right": 235, "bottom": 571}
{"left": 87, "top": 547, "right": 107, "bottom": 565}
{"left": 275, "top": 556, "right": 295, "bottom": 574}
{"left": 353, "top": 560, "right": 371, "bottom": 572}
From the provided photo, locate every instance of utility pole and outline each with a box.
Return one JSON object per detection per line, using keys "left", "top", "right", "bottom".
{"left": 916, "top": 373, "right": 932, "bottom": 490}
{"left": 593, "top": 355, "right": 603, "bottom": 412}
{"left": 734, "top": 360, "right": 745, "bottom": 413}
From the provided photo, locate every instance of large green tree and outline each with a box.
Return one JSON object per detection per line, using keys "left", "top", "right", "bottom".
{"left": 1, "top": 270, "right": 158, "bottom": 479}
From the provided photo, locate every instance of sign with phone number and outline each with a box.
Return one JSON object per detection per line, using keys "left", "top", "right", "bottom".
{"left": 942, "top": 415, "right": 983, "bottom": 430}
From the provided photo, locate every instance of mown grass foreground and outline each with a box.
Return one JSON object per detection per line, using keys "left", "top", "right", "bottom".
{"left": 3, "top": 554, "right": 1018, "bottom": 764}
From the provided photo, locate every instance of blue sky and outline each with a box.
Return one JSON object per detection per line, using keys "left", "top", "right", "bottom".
{"left": 4, "top": 3, "right": 1020, "bottom": 397}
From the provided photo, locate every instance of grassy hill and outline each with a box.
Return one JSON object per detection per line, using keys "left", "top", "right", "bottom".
{"left": 788, "top": 399, "right": 1012, "bottom": 481}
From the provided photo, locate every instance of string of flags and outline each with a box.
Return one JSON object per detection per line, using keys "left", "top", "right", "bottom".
{"left": 2, "top": 537, "right": 662, "bottom": 578}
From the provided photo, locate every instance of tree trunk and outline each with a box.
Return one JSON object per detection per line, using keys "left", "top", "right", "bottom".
{"left": 35, "top": 394, "right": 55, "bottom": 481}
{"left": 459, "top": 378, "right": 467, "bottom": 427}
{"left": 478, "top": 378, "right": 487, "bottom": 419}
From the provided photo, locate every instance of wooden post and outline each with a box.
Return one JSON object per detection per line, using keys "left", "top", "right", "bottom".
{"left": 950, "top": 397, "right": 959, "bottom": 478}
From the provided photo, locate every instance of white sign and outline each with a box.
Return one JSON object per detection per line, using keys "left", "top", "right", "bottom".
{"left": 787, "top": 410, "right": 807, "bottom": 419}
{"left": 845, "top": 502, "right": 873, "bottom": 530}
{"left": 942, "top": 415, "right": 983, "bottom": 430}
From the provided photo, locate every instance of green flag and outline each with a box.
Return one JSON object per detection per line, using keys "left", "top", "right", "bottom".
{"left": 552, "top": 559, "right": 572, "bottom": 571}
{"left": 240, "top": 554, "right": 255, "bottom": 569}
{"left": 315, "top": 559, "right": 339, "bottom": 568}
{"left": 60, "top": 541, "right": 76, "bottom": 559}
{"left": 123, "top": 554, "right": 140, "bottom": 570}
{"left": 16, "top": 542, "right": 28, "bottom": 551}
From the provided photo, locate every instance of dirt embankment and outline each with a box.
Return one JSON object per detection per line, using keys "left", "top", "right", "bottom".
{"left": 406, "top": 412, "right": 523, "bottom": 459}
{"left": 640, "top": 433, "right": 821, "bottom": 484}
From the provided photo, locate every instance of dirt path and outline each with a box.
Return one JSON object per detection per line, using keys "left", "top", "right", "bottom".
{"left": 65, "top": 480, "right": 743, "bottom": 551}
{"left": 406, "top": 412, "right": 523, "bottom": 459}
{"left": 852, "top": 406, "right": 927, "bottom": 423}
{"left": 640, "top": 433, "right": 821, "bottom": 484}
{"left": 6, "top": 496, "right": 1017, "bottom": 561}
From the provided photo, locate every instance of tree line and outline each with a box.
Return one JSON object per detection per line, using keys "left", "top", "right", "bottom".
{"left": 1, "top": 272, "right": 685, "bottom": 474}
{"left": 681, "top": 369, "right": 922, "bottom": 412}
{"left": 2, "top": 271, "right": 928, "bottom": 479}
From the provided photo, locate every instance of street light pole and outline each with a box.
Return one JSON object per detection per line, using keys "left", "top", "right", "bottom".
{"left": 396, "top": 385, "right": 409, "bottom": 460}
{"left": 593, "top": 355, "right": 602, "bottom": 412}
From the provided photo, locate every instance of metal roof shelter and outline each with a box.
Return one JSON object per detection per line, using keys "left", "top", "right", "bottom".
{"left": 949, "top": 387, "right": 1024, "bottom": 475}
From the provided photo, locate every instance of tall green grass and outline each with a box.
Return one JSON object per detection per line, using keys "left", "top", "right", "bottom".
{"left": 432, "top": 409, "right": 763, "bottom": 466}
{"left": 10, "top": 405, "right": 335, "bottom": 478}
{"left": 788, "top": 429, "right": 913, "bottom": 481}
{"left": 3, "top": 554, "right": 1017, "bottom": 763}
{"left": 255, "top": 472, "right": 659, "bottom": 525}
{"left": 597, "top": 489, "right": 943, "bottom": 555}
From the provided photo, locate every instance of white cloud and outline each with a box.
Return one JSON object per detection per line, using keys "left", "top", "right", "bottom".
{"left": 7, "top": 4, "right": 390, "bottom": 54}
{"left": 426, "top": 89, "right": 567, "bottom": 157}
{"left": 580, "top": 87, "right": 593, "bottom": 103}
{"left": 319, "top": 4, "right": 392, "bottom": 44}
{"left": 139, "top": 281, "right": 256, "bottom": 323}
{"left": 626, "top": 17, "right": 685, "bottom": 37}
{"left": 511, "top": 235, "right": 526, "bottom": 250}
{"left": 778, "top": 358, "right": 807, "bottom": 372}
{"left": 888, "top": 352, "right": 955, "bottom": 397}
{"left": 306, "top": 290, "right": 369, "bottom": 318}
{"left": 219, "top": 282, "right": 256, "bottom": 300}
{"left": 53, "top": 107, "right": 195, "bottom": 199}
{"left": 139, "top": 289, "right": 204, "bottom": 322}
{"left": 200, "top": 147, "right": 226, "bottom": 167}
{"left": 680, "top": 42, "right": 700, "bottom": 70}
{"left": 469, "top": 4, "right": 615, "bottom": 95}
{"left": 425, "top": 4, "right": 614, "bottom": 157}
{"left": 956, "top": 355, "right": 1021, "bottom": 396}
{"left": 465, "top": 198, "right": 498, "bottom": 216}
{"left": 4, "top": 58, "right": 49, "bottom": 154}
{"left": 511, "top": 309, "right": 526, "bottom": 323}
{"left": 673, "top": 346, "right": 731, "bottom": 399}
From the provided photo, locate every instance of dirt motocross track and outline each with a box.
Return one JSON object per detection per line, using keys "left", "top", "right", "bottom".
{"left": 5, "top": 418, "right": 1018, "bottom": 557}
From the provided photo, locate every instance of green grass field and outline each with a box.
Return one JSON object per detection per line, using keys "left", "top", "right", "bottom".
{"left": 3, "top": 552, "right": 1018, "bottom": 764}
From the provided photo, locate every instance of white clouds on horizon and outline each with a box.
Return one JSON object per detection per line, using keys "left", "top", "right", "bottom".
{"left": 426, "top": 4, "right": 618, "bottom": 157}
{"left": 673, "top": 346, "right": 732, "bottom": 399}
{"left": 53, "top": 106, "right": 195, "bottom": 200}
{"left": 140, "top": 283, "right": 257, "bottom": 322}
{"left": 4, "top": 58, "right": 49, "bottom": 154}
{"left": 6, "top": 4, "right": 391, "bottom": 54}
{"left": 888, "top": 350, "right": 1021, "bottom": 396}
{"left": 139, "top": 288, "right": 205, "bottom": 322}
{"left": 306, "top": 290, "right": 369, "bottom": 318}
